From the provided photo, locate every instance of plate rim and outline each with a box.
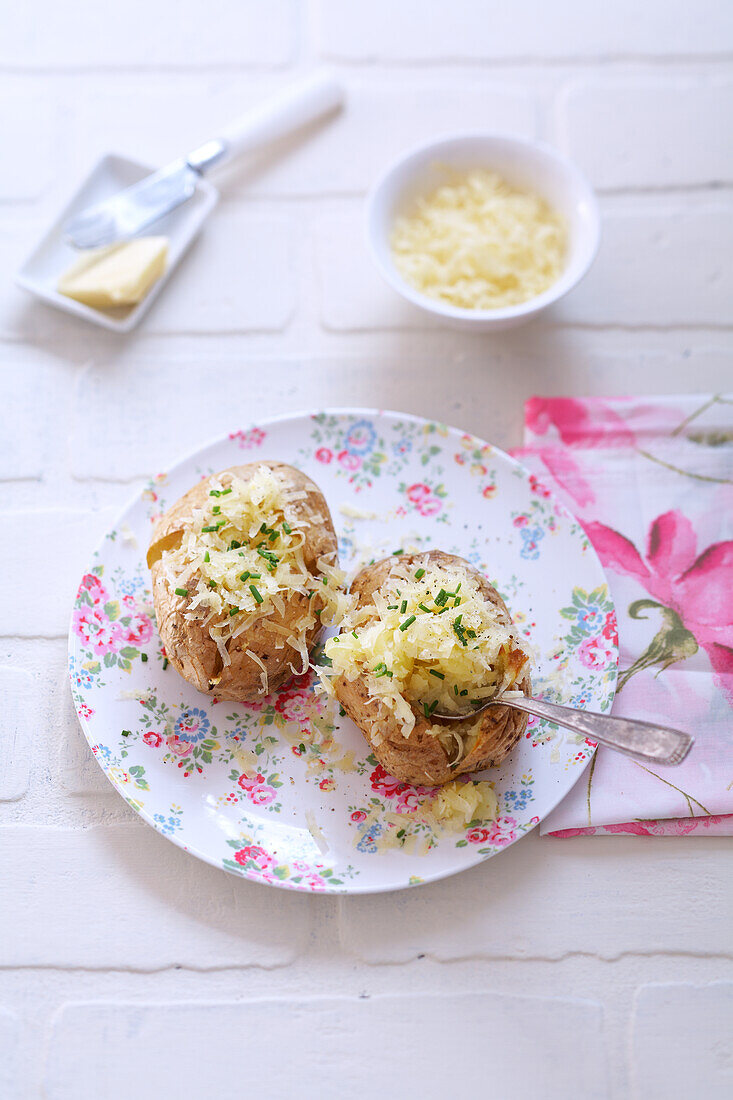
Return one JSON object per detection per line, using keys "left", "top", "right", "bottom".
{"left": 68, "top": 406, "right": 618, "bottom": 894}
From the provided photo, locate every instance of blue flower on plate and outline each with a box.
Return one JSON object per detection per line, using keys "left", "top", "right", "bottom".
{"left": 118, "top": 575, "right": 144, "bottom": 597}
{"left": 576, "top": 604, "right": 604, "bottom": 632}
{"left": 392, "top": 437, "right": 412, "bottom": 457}
{"left": 345, "top": 419, "right": 377, "bottom": 456}
{"left": 356, "top": 823, "right": 383, "bottom": 853}
{"left": 97, "top": 744, "right": 112, "bottom": 761}
{"left": 519, "top": 525, "right": 545, "bottom": 560}
{"left": 174, "top": 707, "right": 210, "bottom": 743}
{"left": 504, "top": 788, "right": 533, "bottom": 812}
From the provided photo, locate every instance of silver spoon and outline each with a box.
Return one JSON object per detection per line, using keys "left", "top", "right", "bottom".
{"left": 432, "top": 691, "right": 693, "bottom": 767}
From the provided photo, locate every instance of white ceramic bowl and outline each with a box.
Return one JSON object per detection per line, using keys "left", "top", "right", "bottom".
{"left": 366, "top": 133, "right": 600, "bottom": 332}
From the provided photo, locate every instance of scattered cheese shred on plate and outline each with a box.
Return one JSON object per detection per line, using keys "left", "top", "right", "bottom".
{"left": 391, "top": 169, "right": 566, "bottom": 310}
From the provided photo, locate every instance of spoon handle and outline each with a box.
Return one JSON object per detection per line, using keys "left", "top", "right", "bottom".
{"left": 500, "top": 697, "right": 693, "bottom": 766}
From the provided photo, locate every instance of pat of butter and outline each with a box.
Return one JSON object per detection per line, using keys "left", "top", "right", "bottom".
{"left": 58, "top": 236, "right": 168, "bottom": 310}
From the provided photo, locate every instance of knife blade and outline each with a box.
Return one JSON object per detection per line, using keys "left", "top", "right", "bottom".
{"left": 63, "top": 72, "right": 344, "bottom": 251}
{"left": 64, "top": 158, "right": 202, "bottom": 250}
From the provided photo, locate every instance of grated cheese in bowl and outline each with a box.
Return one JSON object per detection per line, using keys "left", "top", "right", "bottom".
{"left": 391, "top": 169, "right": 566, "bottom": 311}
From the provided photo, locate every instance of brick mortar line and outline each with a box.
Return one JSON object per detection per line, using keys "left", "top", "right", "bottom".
{"left": 2, "top": 54, "right": 733, "bottom": 76}
{"left": 0, "top": 950, "right": 731, "bottom": 975}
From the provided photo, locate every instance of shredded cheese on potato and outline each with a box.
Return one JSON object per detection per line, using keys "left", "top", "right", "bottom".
{"left": 321, "top": 558, "right": 528, "bottom": 743}
{"left": 391, "top": 169, "right": 566, "bottom": 311}
{"left": 153, "top": 466, "right": 347, "bottom": 688}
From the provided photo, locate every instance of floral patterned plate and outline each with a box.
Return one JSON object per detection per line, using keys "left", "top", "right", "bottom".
{"left": 69, "top": 409, "right": 618, "bottom": 893}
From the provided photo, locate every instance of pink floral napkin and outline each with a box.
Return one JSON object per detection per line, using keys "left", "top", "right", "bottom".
{"left": 513, "top": 394, "right": 733, "bottom": 836}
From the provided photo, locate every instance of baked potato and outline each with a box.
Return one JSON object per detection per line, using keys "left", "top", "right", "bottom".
{"left": 147, "top": 461, "right": 341, "bottom": 703}
{"left": 321, "top": 551, "right": 531, "bottom": 786}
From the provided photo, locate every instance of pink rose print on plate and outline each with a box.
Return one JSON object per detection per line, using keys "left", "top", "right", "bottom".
{"left": 250, "top": 786, "right": 277, "bottom": 806}
{"left": 405, "top": 482, "right": 443, "bottom": 517}
{"left": 351, "top": 810, "right": 367, "bottom": 823}
{"left": 275, "top": 688, "right": 315, "bottom": 723}
{"left": 578, "top": 634, "right": 616, "bottom": 670}
{"left": 369, "top": 765, "right": 435, "bottom": 811}
{"left": 315, "top": 446, "right": 333, "bottom": 464}
{"left": 229, "top": 427, "right": 266, "bottom": 449}
{"left": 338, "top": 450, "right": 361, "bottom": 471}
{"left": 78, "top": 573, "right": 108, "bottom": 606}
{"left": 73, "top": 605, "right": 126, "bottom": 657}
{"left": 234, "top": 845, "right": 274, "bottom": 870}
{"left": 486, "top": 816, "right": 518, "bottom": 846}
{"left": 143, "top": 731, "right": 163, "bottom": 747}
{"left": 121, "top": 596, "right": 153, "bottom": 646}
{"left": 165, "top": 734, "right": 190, "bottom": 757}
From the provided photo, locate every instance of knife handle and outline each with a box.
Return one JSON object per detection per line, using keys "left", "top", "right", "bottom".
{"left": 212, "top": 71, "right": 344, "bottom": 167}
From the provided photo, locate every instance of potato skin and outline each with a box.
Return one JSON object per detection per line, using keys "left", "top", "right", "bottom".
{"left": 333, "top": 551, "right": 531, "bottom": 786}
{"left": 148, "top": 461, "right": 338, "bottom": 703}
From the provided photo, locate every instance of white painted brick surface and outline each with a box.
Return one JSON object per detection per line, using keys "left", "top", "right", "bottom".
{"left": 143, "top": 208, "right": 295, "bottom": 333}
{"left": 236, "top": 80, "right": 535, "bottom": 197}
{"left": 0, "top": 1009, "right": 19, "bottom": 1100}
{"left": 0, "top": 85, "right": 70, "bottom": 202}
{"left": 0, "top": 825, "right": 310, "bottom": 968}
{"left": 1, "top": 509, "right": 118, "bottom": 637}
{"left": 46, "top": 993, "right": 608, "bottom": 1100}
{"left": 556, "top": 201, "right": 733, "bottom": 325}
{"left": 632, "top": 983, "right": 733, "bottom": 1099}
{"left": 339, "top": 834, "right": 732, "bottom": 962}
{"left": 559, "top": 77, "right": 733, "bottom": 190}
{"left": 3, "top": 1, "right": 296, "bottom": 69}
{"left": 0, "top": 669, "right": 33, "bottom": 801}
{"left": 317, "top": 0, "right": 733, "bottom": 60}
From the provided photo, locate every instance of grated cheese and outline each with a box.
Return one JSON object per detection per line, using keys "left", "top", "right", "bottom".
{"left": 320, "top": 558, "right": 528, "bottom": 751}
{"left": 391, "top": 169, "right": 566, "bottom": 311}
{"left": 426, "top": 779, "right": 498, "bottom": 829}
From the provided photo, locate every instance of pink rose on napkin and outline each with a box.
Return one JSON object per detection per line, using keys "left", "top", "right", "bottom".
{"left": 586, "top": 510, "right": 733, "bottom": 703}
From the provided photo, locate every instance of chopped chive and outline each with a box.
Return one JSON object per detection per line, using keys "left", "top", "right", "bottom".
{"left": 455, "top": 614, "right": 463, "bottom": 626}
{"left": 453, "top": 596, "right": 461, "bottom": 607}
{"left": 423, "top": 703, "right": 431, "bottom": 718}
{"left": 454, "top": 684, "right": 459, "bottom": 695}
{"left": 282, "top": 521, "right": 292, "bottom": 534}
{"left": 204, "top": 551, "right": 210, "bottom": 563}
{"left": 201, "top": 524, "right": 218, "bottom": 533}
{"left": 269, "top": 530, "right": 278, "bottom": 543}
{"left": 352, "top": 630, "right": 358, "bottom": 638}
{"left": 307, "top": 591, "right": 315, "bottom": 599}
{"left": 339, "top": 706, "right": 346, "bottom": 717}
{"left": 315, "top": 608, "right": 322, "bottom": 617}
{"left": 259, "top": 523, "right": 268, "bottom": 533}
{"left": 249, "top": 585, "right": 263, "bottom": 604}
{"left": 415, "top": 567, "right": 425, "bottom": 580}
{"left": 221, "top": 487, "right": 232, "bottom": 495}
{"left": 429, "top": 669, "right": 445, "bottom": 680}
{"left": 141, "top": 652, "right": 148, "bottom": 662}
{"left": 400, "top": 600, "right": 407, "bottom": 614}
{"left": 470, "top": 699, "right": 482, "bottom": 705}
{"left": 162, "top": 658, "right": 169, "bottom": 670}
{"left": 397, "top": 829, "right": 405, "bottom": 839}
{"left": 400, "top": 614, "right": 416, "bottom": 632}
{"left": 239, "top": 571, "right": 250, "bottom": 582}
{"left": 418, "top": 602, "right": 431, "bottom": 613}
{"left": 209, "top": 489, "right": 220, "bottom": 497}
{"left": 435, "top": 589, "right": 448, "bottom": 607}
{"left": 392, "top": 548, "right": 404, "bottom": 555}
{"left": 208, "top": 581, "right": 217, "bottom": 589}
{"left": 323, "top": 578, "right": 328, "bottom": 586}
{"left": 174, "top": 587, "right": 188, "bottom": 597}
{"left": 467, "top": 629, "right": 477, "bottom": 639}
{"left": 212, "top": 505, "right": 221, "bottom": 515}
{"left": 386, "top": 605, "right": 398, "bottom": 610}
{"left": 299, "top": 743, "right": 306, "bottom": 753}
{"left": 122, "top": 729, "right": 131, "bottom": 737}
{"left": 249, "top": 573, "right": 261, "bottom": 579}
{"left": 229, "top": 607, "right": 239, "bottom": 617}
{"left": 229, "top": 539, "right": 241, "bottom": 550}
{"left": 460, "top": 689, "right": 468, "bottom": 697}
{"left": 429, "top": 700, "right": 438, "bottom": 714}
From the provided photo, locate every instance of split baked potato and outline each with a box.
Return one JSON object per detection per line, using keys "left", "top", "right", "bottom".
{"left": 321, "top": 551, "right": 531, "bottom": 786}
{"left": 147, "top": 461, "right": 341, "bottom": 703}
